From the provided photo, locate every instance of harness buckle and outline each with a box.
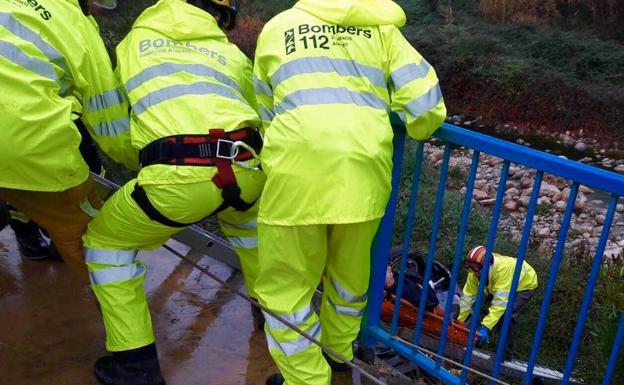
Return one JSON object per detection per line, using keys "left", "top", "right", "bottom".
{"left": 216, "top": 139, "right": 238, "bottom": 160}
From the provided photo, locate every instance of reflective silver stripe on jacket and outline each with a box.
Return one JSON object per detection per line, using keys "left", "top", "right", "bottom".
{"left": 259, "top": 105, "right": 275, "bottom": 122}
{"left": 228, "top": 236, "right": 258, "bottom": 249}
{"left": 326, "top": 297, "right": 365, "bottom": 317}
{"left": 0, "top": 12, "right": 71, "bottom": 92}
{"left": 88, "top": 88, "right": 125, "bottom": 112}
{"left": 220, "top": 219, "right": 257, "bottom": 230}
{"left": 271, "top": 57, "right": 386, "bottom": 88}
{"left": 132, "top": 82, "right": 246, "bottom": 115}
{"left": 390, "top": 60, "right": 431, "bottom": 89}
{"left": 494, "top": 290, "right": 510, "bottom": 299}
{"left": 275, "top": 87, "right": 387, "bottom": 115}
{"left": 331, "top": 278, "right": 367, "bottom": 303}
{"left": 253, "top": 75, "right": 273, "bottom": 96}
{"left": 404, "top": 83, "right": 443, "bottom": 118}
{"left": 492, "top": 300, "right": 509, "bottom": 307}
{"left": 85, "top": 248, "right": 138, "bottom": 266}
{"left": 265, "top": 322, "right": 321, "bottom": 356}
{"left": 94, "top": 117, "right": 131, "bottom": 136}
{"left": 125, "top": 62, "right": 242, "bottom": 95}
{"left": 263, "top": 305, "right": 314, "bottom": 331}
{"left": 89, "top": 263, "right": 146, "bottom": 285}
{"left": 0, "top": 40, "right": 58, "bottom": 83}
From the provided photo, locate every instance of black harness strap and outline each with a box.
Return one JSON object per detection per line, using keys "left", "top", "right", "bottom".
{"left": 131, "top": 127, "right": 262, "bottom": 228}
{"left": 131, "top": 184, "right": 190, "bottom": 228}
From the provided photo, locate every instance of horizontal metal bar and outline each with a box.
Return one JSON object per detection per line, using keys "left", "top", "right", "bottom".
{"left": 435, "top": 124, "right": 624, "bottom": 195}
{"left": 369, "top": 326, "right": 464, "bottom": 385}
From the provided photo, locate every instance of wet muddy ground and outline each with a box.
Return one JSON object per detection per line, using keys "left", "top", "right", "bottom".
{"left": 0, "top": 228, "right": 279, "bottom": 385}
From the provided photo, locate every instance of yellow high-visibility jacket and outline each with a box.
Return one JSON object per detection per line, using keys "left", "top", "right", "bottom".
{"left": 116, "top": 0, "right": 260, "bottom": 186}
{"left": 0, "top": 0, "right": 136, "bottom": 192}
{"left": 254, "top": 0, "right": 447, "bottom": 225}
{"left": 458, "top": 253, "right": 539, "bottom": 330}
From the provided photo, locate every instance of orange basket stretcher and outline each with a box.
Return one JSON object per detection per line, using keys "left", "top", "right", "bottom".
{"left": 381, "top": 296, "right": 475, "bottom": 348}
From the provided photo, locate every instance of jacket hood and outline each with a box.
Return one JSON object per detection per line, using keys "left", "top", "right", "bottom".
{"left": 294, "top": 0, "right": 406, "bottom": 27}
{"left": 132, "top": 0, "right": 227, "bottom": 41}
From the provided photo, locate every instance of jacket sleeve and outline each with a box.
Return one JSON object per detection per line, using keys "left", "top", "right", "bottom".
{"left": 482, "top": 265, "right": 513, "bottom": 330}
{"left": 384, "top": 26, "right": 447, "bottom": 141}
{"left": 252, "top": 31, "right": 276, "bottom": 133}
{"left": 72, "top": 16, "right": 138, "bottom": 171}
{"left": 458, "top": 273, "right": 479, "bottom": 322}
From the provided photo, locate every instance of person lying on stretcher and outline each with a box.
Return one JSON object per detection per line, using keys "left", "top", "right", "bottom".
{"left": 380, "top": 248, "right": 480, "bottom": 347}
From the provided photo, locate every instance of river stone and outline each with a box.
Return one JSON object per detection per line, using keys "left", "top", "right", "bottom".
{"left": 538, "top": 196, "right": 551, "bottom": 206}
{"left": 615, "top": 165, "right": 624, "bottom": 172}
{"left": 579, "top": 185, "right": 594, "bottom": 194}
{"left": 506, "top": 187, "right": 519, "bottom": 196}
{"left": 539, "top": 182, "right": 561, "bottom": 197}
{"left": 520, "top": 177, "right": 532, "bottom": 189}
{"left": 504, "top": 201, "right": 518, "bottom": 211}
{"left": 574, "top": 141, "right": 588, "bottom": 151}
{"left": 596, "top": 215, "right": 606, "bottom": 225}
{"left": 519, "top": 196, "right": 531, "bottom": 207}
{"left": 554, "top": 201, "right": 567, "bottom": 212}
{"left": 579, "top": 157, "right": 592, "bottom": 163}
{"left": 479, "top": 198, "right": 496, "bottom": 206}
{"left": 551, "top": 192, "right": 562, "bottom": 203}
{"left": 617, "top": 204, "right": 624, "bottom": 213}
{"left": 516, "top": 138, "right": 525, "bottom": 145}
{"left": 538, "top": 227, "right": 550, "bottom": 237}
{"left": 473, "top": 189, "right": 489, "bottom": 200}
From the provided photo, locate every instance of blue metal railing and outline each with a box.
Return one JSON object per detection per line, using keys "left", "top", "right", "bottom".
{"left": 361, "top": 123, "right": 624, "bottom": 385}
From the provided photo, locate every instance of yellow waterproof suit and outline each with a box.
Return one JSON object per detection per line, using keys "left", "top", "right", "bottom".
{"left": 82, "top": 0, "right": 265, "bottom": 352}
{"left": 0, "top": 0, "right": 135, "bottom": 274}
{"left": 459, "top": 253, "right": 538, "bottom": 330}
{"left": 253, "top": 1, "right": 447, "bottom": 384}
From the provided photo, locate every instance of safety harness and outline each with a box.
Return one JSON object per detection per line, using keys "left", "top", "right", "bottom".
{"left": 132, "top": 127, "right": 262, "bottom": 228}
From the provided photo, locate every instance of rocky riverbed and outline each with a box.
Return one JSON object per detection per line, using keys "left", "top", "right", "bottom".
{"left": 423, "top": 139, "right": 624, "bottom": 261}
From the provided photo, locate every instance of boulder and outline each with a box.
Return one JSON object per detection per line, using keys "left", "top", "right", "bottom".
{"left": 574, "top": 141, "right": 588, "bottom": 151}
{"left": 504, "top": 201, "right": 518, "bottom": 211}
{"left": 539, "top": 182, "right": 561, "bottom": 197}
{"left": 473, "top": 189, "right": 489, "bottom": 201}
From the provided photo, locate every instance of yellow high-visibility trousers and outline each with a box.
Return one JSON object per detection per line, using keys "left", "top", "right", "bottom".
{"left": 83, "top": 167, "right": 265, "bottom": 352}
{"left": 255, "top": 220, "right": 380, "bottom": 385}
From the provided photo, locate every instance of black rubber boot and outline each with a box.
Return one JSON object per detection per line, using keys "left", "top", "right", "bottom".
{"left": 250, "top": 298, "right": 265, "bottom": 331}
{"left": 265, "top": 373, "right": 284, "bottom": 385}
{"left": 94, "top": 343, "right": 166, "bottom": 385}
{"left": 322, "top": 351, "right": 351, "bottom": 372}
{"left": 10, "top": 220, "right": 49, "bottom": 260}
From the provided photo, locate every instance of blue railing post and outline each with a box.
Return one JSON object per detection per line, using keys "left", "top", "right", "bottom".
{"left": 413, "top": 144, "right": 452, "bottom": 346}
{"left": 561, "top": 195, "right": 619, "bottom": 384}
{"left": 460, "top": 160, "right": 510, "bottom": 384}
{"left": 436, "top": 150, "right": 480, "bottom": 368}
{"left": 391, "top": 141, "right": 426, "bottom": 335}
{"left": 361, "top": 124, "right": 406, "bottom": 348}
{"left": 601, "top": 312, "right": 624, "bottom": 385}
{"left": 523, "top": 183, "right": 580, "bottom": 384}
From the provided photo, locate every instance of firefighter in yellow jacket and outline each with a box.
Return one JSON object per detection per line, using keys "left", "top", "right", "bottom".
{"left": 253, "top": 1, "right": 447, "bottom": 384}
{"left": 458, "top": 246, "right": 538, "bottom": 350}
{"left": 82, "top": 1, "right": 265, "bottom": 384}
{"left": 0, "top": 0, "right": 136, "bottom": 275}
